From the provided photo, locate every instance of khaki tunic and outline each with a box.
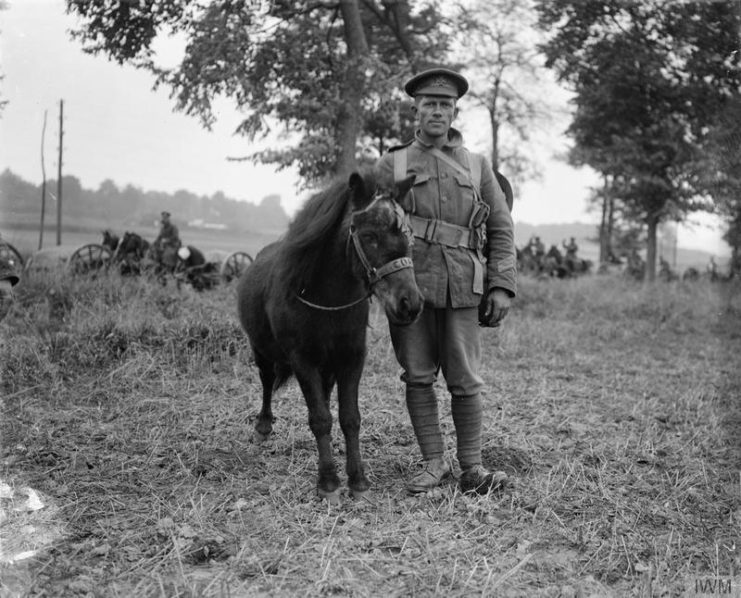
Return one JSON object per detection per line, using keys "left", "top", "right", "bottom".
{"left": 375, "top": 128, "right": 516, "bottom": 308}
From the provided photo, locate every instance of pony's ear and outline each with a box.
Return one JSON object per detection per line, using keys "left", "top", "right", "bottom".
{"left": 395, "top": 174, "right": 416, "bottom": 202}
{"left": 348, "top": 171, "right": 365, "bottom": 192}
{"left": 348, "top": 171, "right": 373, "bottom": 209}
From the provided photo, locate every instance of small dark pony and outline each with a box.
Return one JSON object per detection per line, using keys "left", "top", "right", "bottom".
{"left": 237, "top": 170, "right": 423, "bottom": 503}
{"left": 101, "top": 229, "right": 119, "bottom": 252}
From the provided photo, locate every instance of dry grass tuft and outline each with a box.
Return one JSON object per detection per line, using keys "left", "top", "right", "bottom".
{"left": 1, "top": 270, "right": 740, "bottom": 596}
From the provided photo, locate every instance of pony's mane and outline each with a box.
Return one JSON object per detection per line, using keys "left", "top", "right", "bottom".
{"left": 281, "top": 171, "right": 377, "bottom": 288}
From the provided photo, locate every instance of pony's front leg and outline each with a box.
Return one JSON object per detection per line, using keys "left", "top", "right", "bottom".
{"left": 337, "top": 363, "right": 370, "bottom": 499}
{"left": 293, "top": 365, "right": 341, "bottom": 503}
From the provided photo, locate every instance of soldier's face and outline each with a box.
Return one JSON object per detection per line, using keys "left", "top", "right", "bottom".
{"left": 413, "top": 95, "right": 458, "bottom": 139}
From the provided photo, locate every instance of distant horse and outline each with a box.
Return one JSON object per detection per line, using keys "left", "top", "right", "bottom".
{"left": 543, "top": 245, "right": 569, "bottom": 278}
{"left": 114, "top": 232, "right": 151, "bottom": 275}
{"left": 237, "top": 170, "right": 423, "bottom": 503}
{"left": 101, "top": 229, "right": 119, "bottom": 252}
{"left": 517, "top": 245, "right": 540, "bottom": 276}
{"left": 683, "top": 267, "right": 700, "bottom": 281}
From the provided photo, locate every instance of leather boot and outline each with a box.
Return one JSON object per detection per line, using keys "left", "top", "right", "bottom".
{"left": 452, "top": 393, "right": 509, "bottom": 495}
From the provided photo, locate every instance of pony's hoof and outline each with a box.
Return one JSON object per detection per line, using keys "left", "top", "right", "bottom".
{"left": 317, "top": 488, "right": 341, "bottom": 505}
{"left": 252, "top": 430, "right": 271, "bottom": 443}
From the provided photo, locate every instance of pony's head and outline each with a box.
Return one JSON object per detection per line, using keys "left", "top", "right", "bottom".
{"left": 346, "top": 171, "right": 422, "bottom": 325}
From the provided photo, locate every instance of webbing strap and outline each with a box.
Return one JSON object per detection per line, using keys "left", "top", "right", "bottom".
{"left": 393, "top": 147, "right": 407, "bottom": 186}
{"left": 393, "top": 144, "right": 486, "bottom": 196}
{"left": 427, "top": 147, "right": 480, "bottom": 195}
{"left": 409, "top": 214, "right": 475, "bottom": 249}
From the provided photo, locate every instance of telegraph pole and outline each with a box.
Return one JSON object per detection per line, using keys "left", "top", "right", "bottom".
{"left": 39, "top": 109, "right": 48, "bottom": 250}
{"left": 56, "top": 99, "right": 64, "bottom": 246}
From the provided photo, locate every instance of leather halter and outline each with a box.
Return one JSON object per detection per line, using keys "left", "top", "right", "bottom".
{"left": 297, "top": 194, "right": 413, "bottom": 311}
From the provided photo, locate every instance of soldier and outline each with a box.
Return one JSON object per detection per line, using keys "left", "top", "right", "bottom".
{"left": 154, "top": 211, "right": 180, "bottom": 250}
{"left": 375, "top": 67, "right": 517, "bottom": 495}
{"left": 707, "top": 255, "right": 718, "bottom": 281}
{"left": 562, "top": 236, "right": 579, "bottom": 271}
{"left": 152, "top": 211, "right": 181, "bottom": 264}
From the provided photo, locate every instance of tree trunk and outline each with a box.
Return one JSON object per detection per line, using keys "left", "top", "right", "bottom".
{"left": 606, "top": 193, "right": 614, "bottom": 257}
{"left": 599, "top": 177, "right": 609, "bottom": 263}
{"left": 487, "top": 76, "right": 502, "bottom": 171}
{"left": 645, "top": 214, "right": 659, "bottom": 282}
{"left": 336, "top": 0, "right": 369, "bottom": 177}
{"left": 489, "top": 108, "right": 500, "bottom": 171}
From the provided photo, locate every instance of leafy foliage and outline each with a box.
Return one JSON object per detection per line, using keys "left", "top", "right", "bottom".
{"left": 66, "top": 1, "right": 450, "bottom": 184}
{"left": 535, "top": 0, "right": 741, "bottom": 278}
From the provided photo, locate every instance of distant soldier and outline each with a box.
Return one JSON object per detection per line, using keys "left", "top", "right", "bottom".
{"left": 562, "top": 237, "right": 578, "bottom": 258}
{"left": 527, "top": 235, "right": 545, "bottom": 270}
{"left": 562, "top": 236, "right": 579, "bottom": 271}
{"left": 155, "top": 211, "right": 180, "bottom": 249}
{"left": 530, "top": 236, "right": 545, "bottom": 258}
{"left": 659, "top": 256, "right": 676, "bottom": 281}
{"left": 153, "top": 211, "right": 181, "bottom": 264}
{"left": 706, "top": 255, "right": 718, "bottom": 281}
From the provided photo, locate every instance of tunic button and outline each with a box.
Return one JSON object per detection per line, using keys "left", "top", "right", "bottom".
{"left": 441, "top": 195, "right": 447, "bottom": 202}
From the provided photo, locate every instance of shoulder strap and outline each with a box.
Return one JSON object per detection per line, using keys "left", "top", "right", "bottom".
{"left": 393, "top": 146, "right": 408, "bottom": 183}
{"left": 428, "top": 147, "right": 481, "bottom": 195}
{"left": 469, "top": 151, "right": 481, "bottom": 194}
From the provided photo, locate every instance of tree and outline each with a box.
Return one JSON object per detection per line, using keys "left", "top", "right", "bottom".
{"left": 451, "top": 0, "right": 562, "bottom": 185}
{"left": 66, "top": 0, "right": 449, "bottom": 185}
{"left": 536, "top": 0, "right": 741, "bottom": 280}
{"left": 0, "top": 0, "right": 8, "bottom": 117}
{"left": 697, "top": 96, "right": 741, "bottom": 277}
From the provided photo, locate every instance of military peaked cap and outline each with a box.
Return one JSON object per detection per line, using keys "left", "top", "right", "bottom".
{"left": 404, "top": 67, "right": 469, "bottom": 99}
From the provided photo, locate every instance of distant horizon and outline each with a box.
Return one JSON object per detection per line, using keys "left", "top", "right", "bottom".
{"left": 1, "top": 165, "right": 731, "bottom": 259}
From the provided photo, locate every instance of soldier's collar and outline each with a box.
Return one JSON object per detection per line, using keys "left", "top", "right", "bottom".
{"left": 413, "top": 127, "right": 464, "bottom": 150}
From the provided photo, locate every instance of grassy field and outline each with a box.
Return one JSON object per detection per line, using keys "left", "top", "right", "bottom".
{"left": 0, "top": 268, "right": 739, "bottom": 597}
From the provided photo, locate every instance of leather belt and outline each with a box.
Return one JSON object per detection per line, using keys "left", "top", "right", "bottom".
{"left": 409, "top": 214, "right": 475, "bottom": 249}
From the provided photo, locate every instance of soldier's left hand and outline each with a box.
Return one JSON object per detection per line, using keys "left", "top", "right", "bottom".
{"left": 479, "top": 288, "right": 511, "bottom": 327}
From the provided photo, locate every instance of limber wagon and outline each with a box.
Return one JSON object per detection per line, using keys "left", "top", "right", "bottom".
{"left": 23, "top": 237, "right": 254, "bottom": 289}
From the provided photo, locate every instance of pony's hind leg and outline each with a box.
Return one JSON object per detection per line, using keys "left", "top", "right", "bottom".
{"left": 252, "top": 352, "right": 279, "bottom": 441}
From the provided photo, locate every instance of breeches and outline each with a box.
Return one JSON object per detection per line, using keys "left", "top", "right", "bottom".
{"left": 389, "top": 305, "right": 483, "bottom": 396}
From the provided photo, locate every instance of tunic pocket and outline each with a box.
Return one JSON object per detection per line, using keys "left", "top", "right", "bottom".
{"left": 407, "top": 173, "right": 432, "bottom": 213}
{"left": 453, "top": 174, "right": 477, "bottom": 216}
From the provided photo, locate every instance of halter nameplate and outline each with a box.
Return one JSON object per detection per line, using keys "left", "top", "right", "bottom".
{"left": 373, "top": 256, "right": 413, "bottom": 280}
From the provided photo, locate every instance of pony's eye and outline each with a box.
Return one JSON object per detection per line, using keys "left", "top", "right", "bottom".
{"left": 361, "top": 232, "right": 379, "bottom": 245}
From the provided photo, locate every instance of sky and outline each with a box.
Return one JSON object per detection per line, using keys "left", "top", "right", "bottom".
{"left": 0, "top": 0, "right": 730, "bottom": 256}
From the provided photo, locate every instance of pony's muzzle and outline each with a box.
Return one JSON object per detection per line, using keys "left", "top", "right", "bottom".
{"left": 375, "top": 270, "right": 423, "bottom": 325}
